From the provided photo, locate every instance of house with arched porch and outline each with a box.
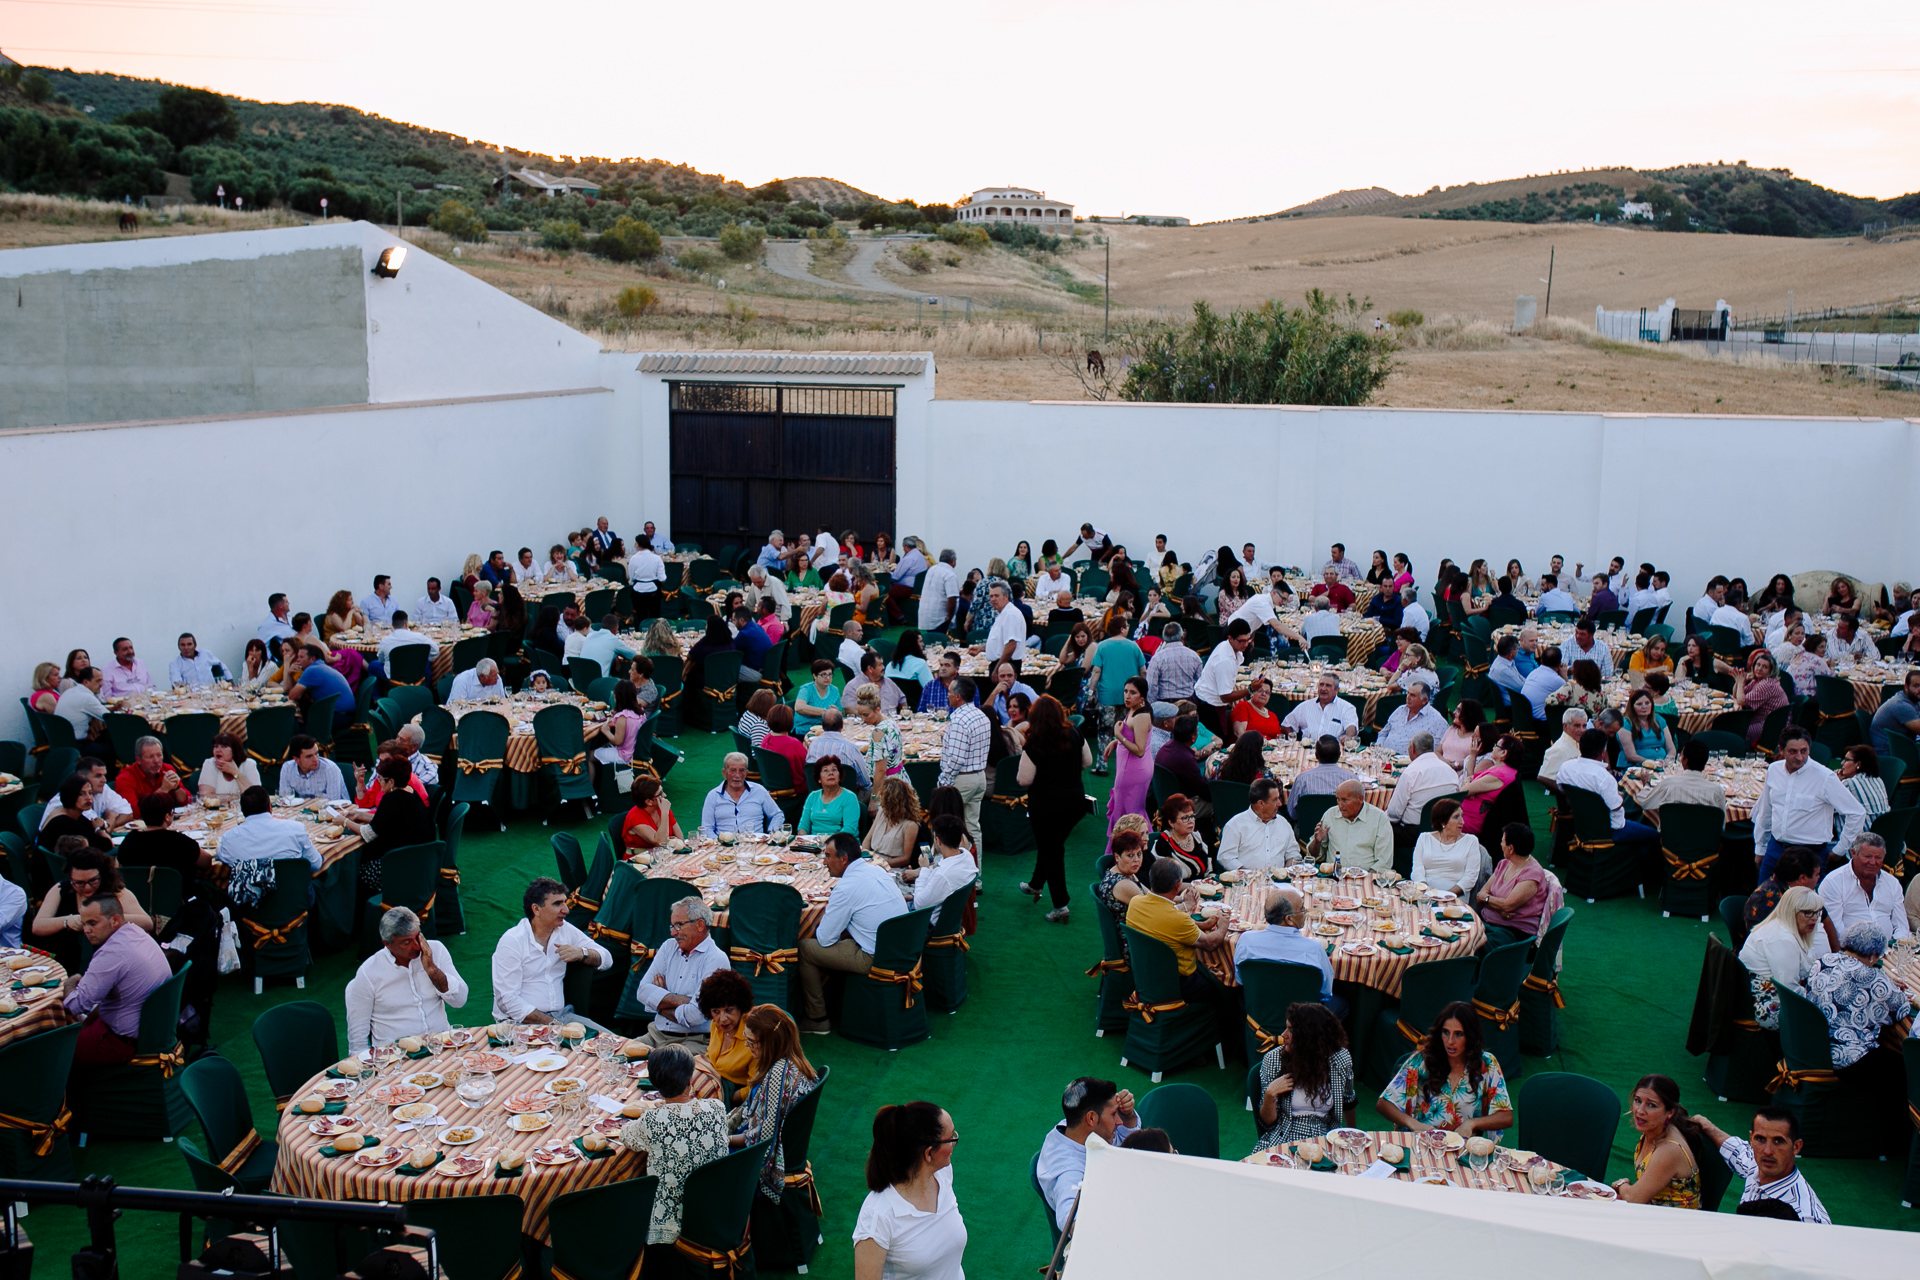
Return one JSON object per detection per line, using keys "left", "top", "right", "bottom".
{"left": 955, "top": 187, "right": 1074, "bottom": 226}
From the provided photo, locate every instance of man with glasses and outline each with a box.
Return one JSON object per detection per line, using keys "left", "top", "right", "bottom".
{"left": 634, "top": 896, "right": 730, "bottom": 1049}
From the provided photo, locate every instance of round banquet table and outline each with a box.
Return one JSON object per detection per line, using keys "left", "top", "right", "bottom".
{"left": 1256, "top": 740, "right": 1402, "bottom": 812}
{"left": 329, "top": 623, "right": 485, "bottom": 682}
{"left": 105, "top": 689, "right": 291, "bottom": 748}
{"left": 1240, "top": 1130, "right": 1583, "bottom": 1196}
{"left": 1245, "top": 660, "right": 1406, "bottom": 729}
{"left": 642, "top": 840, "right": 838, "bottom": 938}
{"left": 1620, "top": 757, "right": 1763, "bottom": 823}
{"left": 0, "top": 951, "right": 71, "bottom": 1050}
{"left": 1492, "top": 622, "right": 1644, "bottom": 670}
{"left": 271, "top": 1030, "right": 720, "bottom": 1243}
{"left": 440, "top": 692, "right": 602, "bottom": 774}
{"left": 1200, "top": 869, "right": 1484, "bottom": 998}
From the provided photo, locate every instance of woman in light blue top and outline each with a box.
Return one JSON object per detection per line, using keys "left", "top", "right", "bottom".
{"left": 799, "top": 758, "right": 862, "bottom": 835}
{"left": 793, "top": 659, "right": 840, "bottom": 727}
{"left": 884, "top": 630, "right": 934, "bottom": 687}
{"left": 1615, "top": 688, "right": 1674, "bottom": 766}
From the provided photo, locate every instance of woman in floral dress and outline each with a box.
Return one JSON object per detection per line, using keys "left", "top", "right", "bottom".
{"left": 619, "top": 1045, "right": 729, "bottom": 1251}
{"left": 1374, "top": 1001, "right": 1513, "bottom": 1140}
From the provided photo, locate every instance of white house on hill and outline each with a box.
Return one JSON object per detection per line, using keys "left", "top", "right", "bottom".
{"left": 955, "top": 187, "right": 1073, "bottom": 225}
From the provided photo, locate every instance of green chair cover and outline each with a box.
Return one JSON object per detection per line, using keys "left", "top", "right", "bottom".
{"left": 584, "top": 864, "right": 646, "bottom": 1022}
{"left": 652, "top": 666, "right": 684, "bottom": 738}
{"left": 724, "top": 881, "right": 804, "bottom": 1011}
{"left": 654, "top": 1139, "right": 772, "bottom": 1280}
{"left": 16, "top": 699, "right": 48, "bottom": 756}
{"left": 239, "top": 705, "right": 295, "bottom": 770}
{"left": 1471, "top": 939, "right": 1533, "bottom": 1081}
{"left": 616, "top": 878, "right": 706, "bottom": 1023}
{"left": 385, "top": 642, "right": 432, "bottom": 688}
{"left": 532, "top": 704, "right": 596, "bottom": 819}
{"left": 437, "top": 801, "right": 469, "bottom": 935}
{"left": 752, "top": 747, "right": 803, "bottom": 829}
{"left": 690, "top": 652, "right": 743, "bottom": 734}
{"left": 0, "top": 1021, "right": 81, "bottom": 1180}
{"left": 363, "top": 842, "right": 444, "bottom": 955}
{"left": 1519, "top": 906, "right": 1575, "bottom": 1056}
{"left": 982, "top": 756, "right": 1037, "bottom": 857}
{"left": 175, "top": 1137, "right": 256, "bottom": 1260}
{"left": 1031, "top": 1151, "right": 1062, "bottom": 1251}
{"left": 105, "top": 711, "right": 159, "bottom": 770}
{"left": 122, "top": 864, "right": 185, "bottom": 932}
{"left": 1560, "top": 786, "right": 1637, "bottom": 901}
{"left": 448, "top": 710, "right": 509, "bottom": 810}
{"left": 1657, "top": 803, "right": 1723, "bottom": 920}
{"left": 0, "top": 831, "right": 30, "bottom": 893}
{"left": 569, "top": 656, "right": 605, "bottom": 693}
{"left": 1089, "top": 882, "right": 1134, "bottom": 1036}
{"left": 839, "top": 908, "right": 935, "bottom": 1050}
{"left": 387, "top": 684, "right": 435, "bottom": 727}
{"left": 1367, "top": 955, "right": 1477, "bottom": 1085}
{"left": 1516, "top": 1072, "right": 1619, "bottom": 1182}
{"left": 1687, "top": 729, "right": 1749, "bottom": 757}
{"left": 1119, "top": 927, "right": 1222, "bottom": 1082}
{"left": 403, "top": 1194, "right": 528, "bottom": 1280}
{"left": 72, "top": 960, "right": 194, "bottom": 1140}
{"left": 302, "top": 694, "right": 340, "bottom": 755}
{"left": 587, "top": 676, "right": 622, "bottom": 707}
{"left": 178, "top": 1054, "right": 278, "bottom": 1192}
{"left": 1239, "top": 959, "right": 1324, "bottom": 1065}
{"left": 240, "top": 858, "right": 312, "bottom": 988}
{"left": 250, "top": 1000, "right": 339, "bottom": 1107}
{"left": 552, "top": 830, "right": 586, "bottom": 889}
{"left": 448, "top": 633, "right": 489, "bottom": 678}
{"left": 1136, "top": 1081, "right": 1220, "bottom": 1159}
{"left": 1773, "top": 985, "right": 1882, "bottom": 1158}
{"left": 1692, "top": 1127, "right": 1735, "bottom": 1212}
{"left": 1291, "top": 793, "right": 1336, "bottom": 838}
{"left": 1308, "top": 638, "right": 1348, "bottom": 664}
{"left": 164, "top": 713, "right": 220, "bottom": 777}
{"left": 922, "top": 881, "right": 975, "bottom": 1013}
{"left": 747, "top": 1065, "right": 829, "bottom": 1272}
{"left": 547, "top": 1177, "right": 659, "bottom": 1280}
{"left": 1212, "top": 780, "right": 1252, "bottom": 831}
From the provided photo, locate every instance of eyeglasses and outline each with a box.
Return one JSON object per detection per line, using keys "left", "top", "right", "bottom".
{"left": 933, "top": 1133, "right": 961, "bottom": 1146}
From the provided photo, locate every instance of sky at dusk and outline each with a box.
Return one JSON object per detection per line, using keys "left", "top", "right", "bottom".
{"left": 7, "top": 0, "right": 1918, "bottom": 221}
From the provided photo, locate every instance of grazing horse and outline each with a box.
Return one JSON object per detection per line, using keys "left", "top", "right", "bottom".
{"left": 118, "top": 211, "right": 139, "bottom": 232}
{"left": 1086, "top": 350, "right": 1106, "bottom": 376}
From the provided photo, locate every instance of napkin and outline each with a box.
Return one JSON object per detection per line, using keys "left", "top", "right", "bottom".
{"left": 1358, "top": 1161, "right": 1397, "bottom": 1179}
{"left": 589, "top": 1094, "right": 625, "bottom": 1113}
{"left": 392, "top": 1115, "right": 450, "bottom": 1133}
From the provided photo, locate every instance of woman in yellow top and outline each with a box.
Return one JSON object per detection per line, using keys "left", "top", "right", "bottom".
{"left": 1627, "top": 634, "right": 1674, "bottom": 677}
{"left": 697, "top": 968, "right": 758, "bottom": 1091}
{"left": 1612, "top": 1074, "right": 1703, "bottom": 1208}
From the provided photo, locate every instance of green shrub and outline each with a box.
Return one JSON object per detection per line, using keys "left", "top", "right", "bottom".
{"left": 677, "top": 247, "right": 719, "bottom": 272}
{"left": 182, "top": 144, "right": 278, "bottom": 207}
{"left": 616, "top": 284, "right": 658, "bottom": 318}
{"left": 429, "top": 199, "right": 489, "bottom": 242}
{"left": 593, "top": 215, "right": 662, "bottom": 262}
{"left": 718, "top": 221, "right": 765, "bottom": 261}
{"left": 986, "top": 222, "right": 1064, "bottom": 253}
{"left": 935, "top": 223, "right": 989, "bottom": 250}
{"left": 539, "top": 219, "right": 585, "bottom": 252}
{"left": 20, "top": 72, "right": 51, "bottom": 104}
{"left": 899, "top": 244, "right": 933, "bottom": 274}
{"left": 1120, "top": 292, "right": 1395, "bottom": 407}
{"left": 1387, "top": 309, "right": 1424, "bottom": 328}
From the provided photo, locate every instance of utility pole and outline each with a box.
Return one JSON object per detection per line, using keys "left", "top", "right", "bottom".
{"left": 396, "top": 189, "right": 403, "bottom": 237}
{"left": 1104, "top": 237, "right": 1111, "bottom": 341}
{"left": 1543, "top": 246, "right": 1555, "bottom": 317}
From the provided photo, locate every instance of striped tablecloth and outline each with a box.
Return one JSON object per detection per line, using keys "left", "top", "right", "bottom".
{"left": 1203, "top": 870, "right": 1484, "bottom": 997}
{"left": 1245, "top": 660, "right": 1403, "bottom": 729}
{"left": 1620, "top": 758, "right": 1763, "bottom": 824}
{"left": 645, "top": 844, "right": 833, "bottom": 937}
{"left": 1885, "top": 941, "right": 1920, "bottom": 1001}
{"left": 518, "top": 577, "right": 621, "bottom": 608}
{"left": 0, "top": 953, "right": 71, "bottom": 1050}
{"left": 1239, "top": 1130, "right": 1575, "bottom": 1194}
{"left": 172, "top": 799, "right": 363, "bottom": 871}
{"left": 1598, "top": 680, "right": 1738, "bottom": 737}
{"left": 330, "top": 623, "right": 485, "bottom": 683}
{"left": 1258, "top": 741, "right": 1401, "bottom": 812}
{"left": 271, "top": 1034, "right": 720, "bottom": 1242}
{"left": 106, "top": 692, "right": 273, "bottom": 746}
{"left": 442, "top": 693, "right": 602, "bottom": 774}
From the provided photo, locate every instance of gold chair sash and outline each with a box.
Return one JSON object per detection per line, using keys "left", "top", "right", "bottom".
{"left": 565, "top": 890, "right": 602, "bottom": 918}
{"left": 552, "top": 1260, "right": 627, "bottom": 1280}
{"left": 241, "top": 911, "right": 308, "bottom": 948}
{"left": 130, "top": 1042, "right": 188, "bottom": 1078}
{"left": 1570, "top": 835, "right": 1614, "bottom": 855}
{"left": 0, "top": 1106, "right": 71, "bottom": 1157}
{"left": 219, "top": 1128, "right": 263, "bottom": 1175}
{"left": 379, "top": 894, "right": 435, "bottom": 920}
{"left": 728, "top": 945, "right": 799, "bottom": 976}
{"left": 925, "top": 934, "right": 969, "bottom": 953}
{"left": 439, "top": 868, "right": 461, "bottom": 885}
{"left": 783, "top": 1160, "right": 825, "bottom": 1218}
{"left": 1521, "top": 973, "right": 1566, "bottom": 1009}
{"left": 587, "top": 922, "right": 631, "bottom": 944}
{"left": 540, "top": 752, "right": 587, "bottom": 775}
{"left": 1084, "top": 957, "right": 1129, "bottom": 977}
{"left": 1661, "top": 847, "right": 1715, "bottom": 881}
{"left": 989, "top": 794, "right": 1028, "bottom": 809}
{"left": 1909, "top": 1101, "right": 1920, "bottom": 1134}
{"left": 1471, "top": 998, "right": 1522, "bottom": 1030}
{"left": 1394, "top": 1018, "right": 1426, "bottom": 1045}
{"left": 456, "top": 757, "right": 505, "bottom": 774}
{"left": 1121, "top": 993, "right": 1186, "bottom": 1024}
{"left": 1766, "top": 1060, "right": 1840, "bottom": 1094}
{"left": 672, "top": 1235, "right": 750, "bottom": 1278}
{"left": 1245, "top": 1016, "right": 1283, "bottom": 1055}
{"left": 868, "top": 962, "right": 924, "bottom": 1009}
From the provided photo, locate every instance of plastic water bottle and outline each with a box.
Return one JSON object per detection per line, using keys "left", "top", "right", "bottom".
{"left": 1332, "top": 849, "right": 1342, "bottom": 879}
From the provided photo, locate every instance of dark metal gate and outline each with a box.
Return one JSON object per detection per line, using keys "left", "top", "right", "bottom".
{"left": 668, "top": 382, "right": 896, "bottom": 553}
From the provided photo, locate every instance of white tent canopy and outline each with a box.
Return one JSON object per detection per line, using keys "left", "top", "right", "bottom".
{"left": 1065, "top": 1139, "right": 1907, "bottom": 1280}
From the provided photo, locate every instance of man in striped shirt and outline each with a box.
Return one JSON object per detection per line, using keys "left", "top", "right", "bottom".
{"left": 1145, "top": 622, "right": 1203, "bottom": 703}
{"left": 1695, "top": 1110, "right": 1830, "bottom": 1223}
{"left": 938, "top": 678, "right": 990, "bottom": 853}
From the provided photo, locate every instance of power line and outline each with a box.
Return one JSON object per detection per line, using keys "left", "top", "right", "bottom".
{"left": 1, "top": 0, "right": 352, "bottom": 11}
{"left": 3, "top": 46, "right": 331, "bottom": 61}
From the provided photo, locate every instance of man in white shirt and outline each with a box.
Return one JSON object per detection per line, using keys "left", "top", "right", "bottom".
{"left": 631, "top": 893, "right": 730, "bottom": 1047}
{"left": 447, "top": 659, "right": 507, "bottom": 704}
{"left": 808, "top": 526, "right": 841, "bottom": 571}
{"left": 1377, "top": 683, "right": 1448, "bottom": 756}
{"left": 1300, "top": 596, "right": 1344, "bottom": 642}
{"left": 1399, "top": 587, "right": 1431, "bottom": 642}
{"left": 1816, "top": 834, "right": 1910, "bottom": 943}
{"left": 168, "top": 633, "right": 230, "bottom": 689}
{"left": 975, "top": 583, "right": 1028, "bottom": 668}
{"left": 918, "top": 549, "right": 962, "bottom": 632}
{"left": 1752, "top": 727, "right": 1865, "bottom": 880}
{"left": 343, "top": 906, "right": 469, "bottom": 1053}
{"left": 491, "top": 877, "right": 613, "bottom": 1026}
{"left": 1535, "top": 574, "right": 1577, "bottom": 616}
{"left": 376, "top": 612, "right": 441, "bottom": 664}
{"left": 837, "top": 620, "right": 869, "bottom": 676}
{"left": 1192, "top": 619, "right": 1254, "bottom": 739}
{"left": 562, "top": 614, "right": 592, "bottom": 660}
{"left": 744, "top": 565, "right": 789, "bottom": 623}
{"left": 1228, "top": 585, "right": 1291, "bottom": 648}
{"left": 56, "top": 667, "right": 110, "bottom": 747}
{"left": 1322, "top": 543, "right": 1362, "bottom": 582}
{"left": 213, "top": 786, "right": 324, "bottom": 871}
{"left": 1693, "top": 577, "right": 1730, "bottom": 627}
{"left": 1537, "top": 708, "right": 1587, "bottom": 783}
{"left": 1239, "top": 543, "right": 1269, "bottom": 580}
{"left": 1215, "top": 779, "right": 1299, "bottom": 870}
{"left": 1695, "top": 1111, "right": 1831, "bottom": 1224}
{"left": 258, "top": 592, "right": 296, "bottom": 647}
{"left": 1037, "top": 1078, "right": 1140, "bottom": 1232}
{"left": 1557, "top": 728, "right": 1659, "bottom": 851}
{"left": 512, "top": 547, "right": 541, "bottom": 586}
{"left": 414, "top": 578, "right": 458, "bottom": 625}
{"left": 796, "top": 834, "right": 909, "bottom": 1034}
{"left": 1063, "top": 523, "right": 1114, "bottom": 565}
{"left": 1385, "top": 732, "right": 1459, "bottom": 835}
{"left": 1562, "top": 620, "right": 1615, "bottom": 678}
{"left": 1828, "top": 614, "right": 1877, "bottom": 664}
{"left": 1710, "top": 598, "right": 1755, "bottom": 645}
{"left": 43, "top": 758, "right": 132, "bottom": 833}
{"left": 1281, "top": 673, "right": 1358, "bottom": 744}
{"left": 629, "top": 535, "right": 669, "bottom": 618}
{"left": 1519, "top": 647, "right": 1568, "bottom": 719}
{"left": 1032, "top": 559, "right": 1073, "bottom": 603}
{"left": 363, "top": 575, "right": 398, "bottom": 626}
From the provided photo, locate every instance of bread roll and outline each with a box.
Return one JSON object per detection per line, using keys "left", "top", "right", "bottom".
{"left": 333, "top": 1133, "right": 364, "bottom": 1152}
{"left": 408, "top": 1145, "right": 435, "bottom": 1169}
{"left": 1297, "top": 1141, "right": 1325, "bottom": 1164}
{"left": 581, "top": 1133, "right": 608, "bottom": 1152}
{"left": 0, "top": 997, "right": 18, "bottom": 1015}
{"left": 294, "top": 1096, "right": 327, "bottom": 1114}
{"left": 497, "top": 1151, "right": 525, "bottom": 1171}
{"left": 335, "top": 1059, "right": 362, "bottom": 1076}
{"left": 562, "top": 1022, "right": 586, "bottom": 1041}
{"left": 621, "top": 1100, "right": 645, "bottom": 1118}
{"left": 397, "top": 1036, "right": 424, "bottom": 1054}
{"left": 5, "top": 955, "right": 35, "bottom": 970}
{"left": 1465, "top": 1136, "right": 1496, "bottom": 1158}
{"left": 1380, "top": 1142, "right": 1405, "bottom": 1164}
{"left": 622, "top": 1040, "right": 650, "bottom": 1060}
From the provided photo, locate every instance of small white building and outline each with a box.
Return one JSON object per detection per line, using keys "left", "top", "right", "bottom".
{"left": 955, "top": 186, "right": 1074, "bottom": 225}
{"left": 1620, "top": 200, "right": 1653, "bottom": 221}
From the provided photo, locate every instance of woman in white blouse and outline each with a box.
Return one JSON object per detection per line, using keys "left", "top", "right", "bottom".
{"left": 1409, "top": 798, "right": 1484, "bottom": 898}
{"left": 236, "top": 638, "right": 279, "bottom": 693}
{"left": 854, "top": 1100, "right": 966, "bottom": 1280}
{"left": 542, "top": 544, "right": 580, "bottom": 584}
{"left": 1738, "top": 885, "right": 1825, "bottom": 1029}
{"left": 198, "top": 732, "right": 262, "bottom": 801}
{"left": 1393, "top": 643, "right": 1440, "bottom": 695}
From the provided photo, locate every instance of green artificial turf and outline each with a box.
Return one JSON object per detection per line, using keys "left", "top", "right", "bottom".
{"left": 30, "top": 676, "right": 1918, "bottom": 1274}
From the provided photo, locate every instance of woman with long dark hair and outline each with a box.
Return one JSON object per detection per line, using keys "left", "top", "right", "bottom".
{"left": 1017, "top": 695, "right": 1091, "bottom": 921}
{"left": 1213, "top": 730, "right": 1268, "bottom": 785}
{"left": 854, "top": 1101, "right": 966, "bottom": 1280}
{"left": 1253, "top": 1002, "right": 1355, "bottom": 1150}
{"left": 1375, "top": 1000, "right": 1513, "bottom": 1138}
{"left": 1613, "top": 1074, "right": 1706, "bottom": 1207}
{"left": 1365, "top": 550, "right": 1391, "bottom": 588}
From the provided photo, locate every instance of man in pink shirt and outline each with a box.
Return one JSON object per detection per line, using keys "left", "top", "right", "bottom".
{"left": 61, "top": 894, "right": 172, "bottom": 1064}
{"left": 101, "top": 637, "right": 153, "bottom": 698}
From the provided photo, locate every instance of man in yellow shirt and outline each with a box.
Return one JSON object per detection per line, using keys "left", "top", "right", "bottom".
{"left": 1125, "top": 859, "right": 1231, "bottom": 994}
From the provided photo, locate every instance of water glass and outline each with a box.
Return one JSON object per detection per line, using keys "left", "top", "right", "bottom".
{"left": 456, "top": 1068, "right": 495, "bottom": 1110}
{"left": 357, "top": 1060, "right": 378, "bottom": 1097}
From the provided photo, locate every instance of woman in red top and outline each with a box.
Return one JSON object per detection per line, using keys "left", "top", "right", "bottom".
{"left": 355, "top": 739, "right": 429, "bottom": 807}
{"left": 622, "top": 774, "right": 682, "bottom": 854}
{"left": 1231, "top": 677, "right": 1282, "bottom": 740}
{"left": 756, "top": 703, "right": 810, "bottom": 790}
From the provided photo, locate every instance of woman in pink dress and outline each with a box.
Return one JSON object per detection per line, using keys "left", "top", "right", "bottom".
{"left": 1104, "top": 676, "right": 1153, "bottom": 842}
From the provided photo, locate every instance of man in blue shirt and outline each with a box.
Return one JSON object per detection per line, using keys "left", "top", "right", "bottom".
{"left": 1232, "top": 886, "right": 1346, "bottom": 1018}
{"left": 277, "top": 736, "right": 350, "bottom": 802}
{"left": 699, "top": 754, "right": 782, "bottom": 834}
{"left": 287, "top": 645, "right": 354, "bottom": 729}
{"left": 1535, "top": 573, "right": 1577, "bottom": 616}
{"left": 1520, "top": 646, "right": 1568, "bottom": 718}
{"left": 1487, "top": 634, "right": 1527, "bottom": 707}
{"left": 729, "top": 606, "right": 772, "bottom": 683}
{"left": 579, "top": 614, "right": 637, "bottom": 674}
{"left": 168, "top": 633, "right": 229, "bottom": 688}
{"left": 480, "top": 549, "right": 512, "bottom": 588}
{"left": 754, "top": 530, "right": 790, "bottom": 573}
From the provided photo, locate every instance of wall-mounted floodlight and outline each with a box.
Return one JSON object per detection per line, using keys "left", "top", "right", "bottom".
{"left": 372, "top": 246, "right": 408, "bottom": 279}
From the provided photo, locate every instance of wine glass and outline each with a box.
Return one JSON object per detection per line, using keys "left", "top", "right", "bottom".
{"left": 457, "top": 1068, "right": 495, "bottom": 1110}
{"left": 357, "top": 1058, "right": 378, "bottom": 1098}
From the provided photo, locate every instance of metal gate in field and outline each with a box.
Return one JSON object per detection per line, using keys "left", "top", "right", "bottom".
{"left": 668, "top": 382, "right": 896, "bottom": 555}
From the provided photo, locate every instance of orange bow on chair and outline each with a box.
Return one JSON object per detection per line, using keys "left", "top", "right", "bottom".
{"left": 1522, "top": 973, "right": 1566, "bottom": 1009}
{"left": 0, "top": 1105, "right": 72, "bottom": 1158}
{"left": 1245, "top": 1016, "right": 1283, "bottom": 1055}
{"left": 728, "top": 946, "right": 798, "bottom": 976}
{"left": 1661, "top": 847, "right": 1715, "bottom": 881}
{"left": 1084, "top": 957, "right": 1129, "bottom": 978}
{"left": 672, "top": 1235, "right": 752, "bottom": 1278}
{"left": 241, "top": 912, "right": 308, "bottom": 948}
{"left": 1766, "top": 1061, "right": 1838, "bottom": 1095}
{"left": 1471, "top": 998, "right": 1522, "bottom": 1030}
{"left": 868, "top": 962, "right": 925, "bottom": 1010}
{"left": 1121, "top": 993, "right": 1185, "bottom": 1024}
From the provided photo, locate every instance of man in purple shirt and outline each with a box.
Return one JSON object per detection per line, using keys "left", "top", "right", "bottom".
{"left": 101, "top": 637, "right": 153, "bottom": 698}
{"left": 61, "top": 894, "right": 172, "bottom": 1064}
